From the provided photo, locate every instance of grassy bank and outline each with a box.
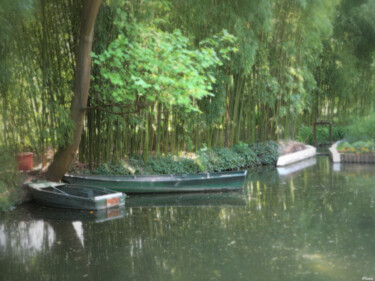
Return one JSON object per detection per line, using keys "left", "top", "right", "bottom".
{"left": 72, "top": 141, "right": 279, "bottom": 176}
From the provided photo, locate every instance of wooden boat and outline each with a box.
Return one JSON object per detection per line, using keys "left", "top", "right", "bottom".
{"left": 27, "top": 181, "right": 126, "bottom": 210}
{"left": 62, "top": 170, "right": 247, "bottom": 194}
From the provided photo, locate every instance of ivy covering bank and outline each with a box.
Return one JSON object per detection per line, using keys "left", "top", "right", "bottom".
{"left": 75, "top": 141, "right": 279, "bottom": 176}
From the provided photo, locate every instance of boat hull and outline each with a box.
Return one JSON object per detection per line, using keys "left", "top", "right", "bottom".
{"left": 62, "top": 171, "right": 247, "bottom": 194}
{"left": 27, "top": 181, "right": 126, "bottom": 210}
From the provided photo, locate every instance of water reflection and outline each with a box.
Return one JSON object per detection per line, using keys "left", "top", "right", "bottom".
{"left": 277, "top": 156, "right": 317, "bottom": 177}
{"left": 1, "top": 157, "right": 375, "bottom": 281}
{"left": 0, "top": 220, "right": 55, "bottom": 256}
{"left": 126, "top": 191, "right": 248, "bottom": 208}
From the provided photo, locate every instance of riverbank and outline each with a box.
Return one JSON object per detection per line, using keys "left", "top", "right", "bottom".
{"left": 3, "top": 141, "right": 283, "bottom": 211}
{"left": 69, "top": 141, "right": 280, "bottom": 176}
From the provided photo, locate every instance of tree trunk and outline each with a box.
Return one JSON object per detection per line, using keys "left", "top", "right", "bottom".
{"left": 46, "top": 0, "right": 101, "bottom": 181}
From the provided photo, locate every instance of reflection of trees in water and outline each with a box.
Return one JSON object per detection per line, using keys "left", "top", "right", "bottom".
{"left": 84, "top": 206, "right": 262, "bottom": 281}
{"left": 1, "top": 157, "right": 375, "bottom": 281}
{"left": 0, "top": 221, "right": 55, "bottom": 258}
{"left": 0, "top": 219, "right": 91, "bottom": 281}
{"left": 246, "top": 157, "right": 375, "bottom": 279}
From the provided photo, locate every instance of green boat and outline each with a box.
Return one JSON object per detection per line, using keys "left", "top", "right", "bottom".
{"left": 62, "top": 170, "right": 247, "bottom": 194}
{"left": 27, "top": 181, "right": 126, "bottom": 210}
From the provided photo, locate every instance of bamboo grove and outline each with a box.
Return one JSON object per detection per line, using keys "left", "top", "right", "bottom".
{"left": 1, "top": 0, "right": 375, "bottom": 167}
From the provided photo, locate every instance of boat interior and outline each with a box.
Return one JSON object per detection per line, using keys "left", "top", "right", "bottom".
{"left": 41, "top": 185, "right": 109, "bottom": 199}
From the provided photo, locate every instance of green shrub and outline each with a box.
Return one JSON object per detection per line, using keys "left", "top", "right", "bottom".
{"left": 197, "top": 146, "right": 253, "bottom": 172}
{"left": 345, "top": 113, "right": 375, "bottom": 142}
{"left": 249, "top": 141, "right": 279, "bottom": 165}
{"left": 232, "top": 143, "right": 260, "bottom": 166}
{"left": 0, "top": 149, "right": 23, "bottom": 212}
{"left": 144, "top": 155, "right": 203, "bottom": 174}
{"left": 211, "top": 147, "right": 245, "bottom": 171}
{"left": 92, "top": 161, "right": 133, "bottom": 175}
{"left": 196, "top": 148, "right": 221, "bottom": 172}
{"left": 90, "top": 154, "right": 202, "bottom": 175}
{"left": 88, "top": 141, "right": 278, "bottom": 175}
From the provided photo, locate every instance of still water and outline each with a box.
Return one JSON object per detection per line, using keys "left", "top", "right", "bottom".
{"left": 1, "top": 157, "right": 375, "bottom": 281}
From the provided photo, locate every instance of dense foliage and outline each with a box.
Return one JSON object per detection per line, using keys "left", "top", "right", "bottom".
{"left": 0, "top": 149, "right": 22, "bottom": 211}
{"left": 344, "top": 112, "right": 375, "bottom": 142}
{"left": 85, "top": 142, "right": 279, "bottom": 175}
{"left": 297, "top": 125, "right": 346, "bottom": 145}
{"left": 334, "top": 112, "right": 375, "bottom": 153}
{"left": 0, "top": 0, "right": 374, "bottom": 169}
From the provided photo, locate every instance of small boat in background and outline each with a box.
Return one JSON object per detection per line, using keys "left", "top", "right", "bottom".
{"left": 62, "top": 170, "right": 247, "bottom": 194}
{"left": 27, "top": 181, "right": 126, "bottom": 210}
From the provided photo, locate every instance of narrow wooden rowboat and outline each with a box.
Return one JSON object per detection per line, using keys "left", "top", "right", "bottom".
{"left": 27, "top": 181, "right": 126, "bottom": 210}
{"left": 62, "top": 170, "right": 247, "bottom": 194}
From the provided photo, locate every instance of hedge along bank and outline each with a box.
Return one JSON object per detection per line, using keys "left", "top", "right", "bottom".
{"left": 74, "top": 142, "right": 280, "bottom": 176}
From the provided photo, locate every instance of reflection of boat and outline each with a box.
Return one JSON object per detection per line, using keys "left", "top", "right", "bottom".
{"left": 277, "top": 157, "right": 317, "bottom": 177}
{"left": 27, "top": 181, "right": 126, "bottom": 211}
{"left": 12, "top": 202, "right": 126, "bottom": 223}
{"left": 126, "top": 191, "right": 248, "bottom": 208}
{"left": 62, "top": 170, "right": 247, "bottom": 194}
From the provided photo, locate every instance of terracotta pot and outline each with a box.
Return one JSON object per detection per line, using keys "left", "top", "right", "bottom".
{"left": 16, "top": 152, "right": 33, "bottom": 171}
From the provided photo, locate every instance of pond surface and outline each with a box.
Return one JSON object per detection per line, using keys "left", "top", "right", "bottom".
{"left": 1, "top": 157, "right": 375, "bottom": 281}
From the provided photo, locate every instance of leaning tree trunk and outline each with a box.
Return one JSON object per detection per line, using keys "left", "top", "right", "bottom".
{"left": 46, "top": 0, "right": 101, "bottom": 181}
